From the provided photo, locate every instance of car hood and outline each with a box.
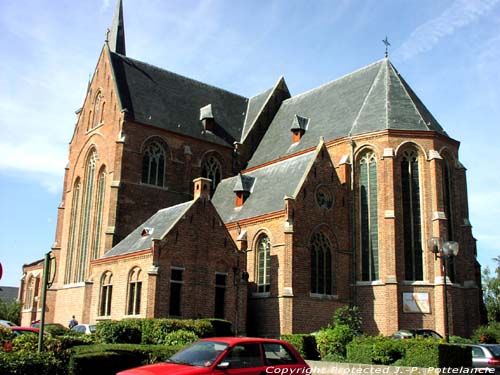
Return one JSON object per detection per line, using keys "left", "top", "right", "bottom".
{"left": 117, "top": 363, "right": 210, "bottom": 375}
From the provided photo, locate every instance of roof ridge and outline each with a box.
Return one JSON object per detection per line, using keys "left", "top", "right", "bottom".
{"left": 242, "top": 149, "right": 315, "bottom": 175}
{"left": 111, "top": 52, "right": 249, "bottom": 101}
{"left": 348, "top": 60, "right": 387, "bottom": 136}
{"left": 387, "top": 61, "right": 431, "bottom": 131}
{"left": 285, "top": 58, "right": 386, "bottom": 103}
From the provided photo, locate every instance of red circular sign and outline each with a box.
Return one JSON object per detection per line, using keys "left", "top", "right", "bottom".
{"left": 0, "top": 262, "right": 3, "bottom": 281}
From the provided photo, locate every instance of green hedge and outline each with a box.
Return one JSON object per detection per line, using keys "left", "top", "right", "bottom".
{"left": 69, "top": 344, "right": 183, "bottom": 375}
{"left": 0, "top": 351, "right": 65, "bottom": 375}
{"left": 281, "top": 334, "right": 320, "bottom": 360}
{"left": 347, "top": 336, "right": 471, "bottom": 368}
{"left": 96, "top": 318, "right": 229, "bottom": 344}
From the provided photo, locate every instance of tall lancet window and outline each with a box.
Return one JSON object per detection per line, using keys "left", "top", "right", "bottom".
{"left": 310, "top": 231, "right": 334, "bottom": 295}
{"left": 442, "top": 157, "right": 456, "bottom": 282}
{"left": 359, "top": 151, "right": 379, "bottom": 281}
{"left": 401, "top": 149, "right": 423, "bottom": 281}
{"left": 256, "top": 234, "right": 271, "bottom": 293}
{"left": 201, "top": 155, "right": 222, "bottom": 194}
{"left": 65, "top": 179, "right": 81, "bottom": 284}
{"left": 91, "top": 167, "right": 106, "bottom": 260}
{"left": 92, "top": 91, "right": 103, "bottom": 129}
{"left": 76, "top": 150, "right": 98, "bottom": 282}
{"left": 142, "top": 141, "right": 165, "bottom": 187}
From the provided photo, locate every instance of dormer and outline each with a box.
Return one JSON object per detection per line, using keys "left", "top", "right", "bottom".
{"left": 233, "top": 174, "right": 255, "bottom": 207}
{"left": 290, "top": 114, "right": 310, "bottom": 143}
{"left": 200, "top": 104, "right": 215, "bottom": 132}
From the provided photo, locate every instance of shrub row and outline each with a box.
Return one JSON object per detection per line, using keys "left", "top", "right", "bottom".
{"left": 346, "top": 336, "right": 472, "bottom": 368}
{"left": 68, "top": 344, "right": 183, "bottom": 375}
{"left": 96, "top": 318, "right": 231, "bottom": 344}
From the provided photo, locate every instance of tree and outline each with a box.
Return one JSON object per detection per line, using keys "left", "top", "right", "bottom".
{"left": 0, "top": 298, "right": 21, "bottom": 325}
{"left": 482, "top": 257, "right": 500, "bottom": 323}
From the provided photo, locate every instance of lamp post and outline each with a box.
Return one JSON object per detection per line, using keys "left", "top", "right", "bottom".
{"left": 427, "top": 237, "right": 459, "bottom": 343}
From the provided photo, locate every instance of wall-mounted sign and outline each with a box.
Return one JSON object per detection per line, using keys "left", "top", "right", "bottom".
{"left": 403, "top": 292, "right": 430, "bottom": 313}
{"left": 0, "top": 262, "right": 3, "bottom": 281}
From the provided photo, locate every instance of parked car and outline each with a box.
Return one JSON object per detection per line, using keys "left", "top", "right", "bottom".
{"left": 463, "top": 344, "right": 500, "bottom": 372}
{"left": 117, "top": 337, "right": 310, "bottom": 375}
{"left": 391, "top": 329, "right": 442, "bottom": 340}
{"left": 30, "top": 322, "right": 69, "bottom": 335}
{"left": 0, "top": 320, "right": 18, "bottom": 328}
{"left": 9, "top": 327, "right": 40, "bottom": 337}
{"left": 71, "top": 324, "right": 96, "bottom": 334}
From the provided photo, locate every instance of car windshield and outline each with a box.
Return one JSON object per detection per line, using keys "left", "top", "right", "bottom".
{"left": 167, "top": 341, "right": 229, "bottom": 368}
{"left": 89, "top": 325, "right": 96, "bottom": 333}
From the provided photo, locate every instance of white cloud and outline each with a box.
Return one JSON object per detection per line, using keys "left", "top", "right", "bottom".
{"left": 394, "top": 0, "right": 500, "bottom": 61}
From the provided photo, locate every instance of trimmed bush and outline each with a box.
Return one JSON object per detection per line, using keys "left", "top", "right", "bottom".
{"left": 472, "top": 323, "right": 500, "bottom": 343}
{"left": 281, "top": 334, "right": 319, "bottom": 360}
{"left": 164, "top": 329, "right": 199, "bottom": 346}
{"left": 0, "top": 351, "right": 65, "bottom": 375}
{"left": 96, "top": 319, "right": 142, "bottom": 344}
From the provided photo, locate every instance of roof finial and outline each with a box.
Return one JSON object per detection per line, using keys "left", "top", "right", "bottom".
{"left": 382, "top": 36, "right": 391, "bottom": 58}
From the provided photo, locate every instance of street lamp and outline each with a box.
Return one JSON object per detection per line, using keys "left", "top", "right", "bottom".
{"left": 427, "top": 237, "right": 459, "bottom": 343}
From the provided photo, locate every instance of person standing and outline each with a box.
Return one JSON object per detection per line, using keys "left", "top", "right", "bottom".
{"left": 68, "top": 315, "right": 78, "bottom": 329}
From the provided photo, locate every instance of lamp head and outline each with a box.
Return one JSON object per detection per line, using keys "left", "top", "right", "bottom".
{"left": 427, "top": 237, "right": 443, "bottom": 255}
{"left": 442, "top": 241, "right": 459, "bottom": 257}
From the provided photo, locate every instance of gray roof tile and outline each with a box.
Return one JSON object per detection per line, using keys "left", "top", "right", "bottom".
{"left": 102, "top": 200, "right": 194, "bottom": 258}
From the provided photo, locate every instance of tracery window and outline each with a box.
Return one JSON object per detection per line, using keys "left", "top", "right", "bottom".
{"left": 201, "top": 155, "right": 222, "bottom": 194}
{"left": 256, "top": 235, "right": 271, "bottom": 293}
{"left": 24, "top": 276, "right": 36, "bottom": 309}
{"left": 65, "top": 179, "right": 81, "bottom": 284}
{"left": 359, "top": 151, "right": 379, "bottom": 281}
{"left": 99, "top": 271, "right": 113, "bottom": 317}
{"left": 91, "top": 168, "right": 106, "bottom": 260}
{"left": 401, "top": 149, "right": 423, "bottom": 281}
{"left": 310, "top": 232, "right": 334, "bottom": 295}
{"left": 442, "top": 157, "right": 456, "bottom": 282}
{"left": 142, "top": 141, "right": 166, "bottom": 186}
{"left": 76, "top": 150, "right": 98, "bottom": 282}
{"left": 127, "top": 268, "right": 142, "bottom": 315}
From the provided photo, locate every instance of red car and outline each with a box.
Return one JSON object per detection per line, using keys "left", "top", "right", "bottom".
{"left": 117, "top": 337, "right": 310, "bottom": 375}
{"left": 9, "top": 327, "right": 40, "bottom": 337}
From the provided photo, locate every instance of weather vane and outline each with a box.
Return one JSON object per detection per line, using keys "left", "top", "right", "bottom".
{"left": 382, "top": 36, "right": 391, "bottom": 57}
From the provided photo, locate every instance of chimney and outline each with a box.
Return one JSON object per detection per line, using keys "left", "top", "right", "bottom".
{"left": 193, "top": 177, "right": 212, "bottom": 200}
{"left": 290, "top": 114, "right": 310, "bottom": 143}
{"left": 200, "top": 104, "right": 215, "bottom": 132}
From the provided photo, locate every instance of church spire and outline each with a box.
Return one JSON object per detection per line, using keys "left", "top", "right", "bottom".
{"left": 106, "top": 0, "right": 126, "bottom": 55}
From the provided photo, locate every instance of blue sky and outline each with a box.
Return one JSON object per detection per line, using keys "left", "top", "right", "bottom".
{"left": 0, "top": 0, "right": 499, "bottom": 287}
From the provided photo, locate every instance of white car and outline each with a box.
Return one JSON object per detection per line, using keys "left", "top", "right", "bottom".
{"left": 0, "top": 320, "right": 18, "bottom": 328}
{"left": 70, "top": 324, "right": 96, "bottom": 334}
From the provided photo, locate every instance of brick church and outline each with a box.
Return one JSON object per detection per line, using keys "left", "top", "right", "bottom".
{"left": 19, "top": 0, "right": 482, "bottom": 337}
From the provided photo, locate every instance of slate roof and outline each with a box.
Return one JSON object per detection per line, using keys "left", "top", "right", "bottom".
{"left": 241, "top": 86, "right": 274, "bottom": 141}
{"left": 101, "top": 200, "right": 194, "bottom": 258}
{"left": 247, "top": 58, "right": 446, "bottom": 168}
{"left": 212, "top": 151, "right": 316, "bottom": 223}
{"left": 109, "top": 52, "right": 249, "bottom": 147}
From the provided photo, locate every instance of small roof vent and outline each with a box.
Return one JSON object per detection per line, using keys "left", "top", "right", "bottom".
{"left": 200, "top": 104, "right": 214, "bottom": 121}
{"left": 291, "top": 114, "right": 309, "bottom": 143}
{"left": 233, "top": 174, "right": 255, "bottom": 193}
{"left": 141, "top": 227, "right": 153, "bottom": 237}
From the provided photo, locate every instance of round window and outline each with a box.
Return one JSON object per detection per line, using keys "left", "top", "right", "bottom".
{"left": 315, "top": 185, "right": 333, "bottom": 209}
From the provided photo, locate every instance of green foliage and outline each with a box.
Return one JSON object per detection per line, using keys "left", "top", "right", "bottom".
{"left": 200, "top": 318, "right": 233, "bottom": 336}
{"left": 333, "top": 306, "right": 362, "bottom": 335}
{"left": 316, "top": 324, "right": 355, "bottom": 359}
{"left": 371, "top": 337, "right": 403, "bottom": 365}
{"left": 68, "top": 343, "right": 184, "bottom": 375}
{"left": 164, "top": 329, "right": 198, "bottom": 346}
{"left": 482, "top": 259, "right": 500, "bottom": 323}
{"left": 281, "top": 334, "right": 319, "bottom": 360}
{"left": 472, "top": 322, "right": 500, "bottom": 343}
{"left": 0, "top": 299, "right": 21, "bottom": 325}
{"left": 0, "top": 351, "right": 65, "bottom": 375}
{"left": 0, "top": 326, "right": 15, "bottom": 350}
{"left": 97, "top": 318, "right": 215, "bottom": 344}
{"left": 448, "top": 335, "right": 473, "bottom": 344}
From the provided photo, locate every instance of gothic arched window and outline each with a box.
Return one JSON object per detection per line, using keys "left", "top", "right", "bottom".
{"left": 92, "top": 91, "right": 103, "bottom": 129}
{"left": 310, "top": 232, "right": 334, "bottom": 295}
{"left": 65, "top": 179, "right": 81, "bottom": 284}
{"left": 99, "top": 271, "right": 113, "bottom": 317}
{"left": 91, "top": 167, "right": 106, "bottom": 260}
{"left": 76, "top": 150, "right": 98, "bottom": 282}
{"left": 127, "top": 267, "right": 142, "bottom": 315}
{"left": 359, "top": 151, "right": 379, "bottom": 281}
{"left": 256, "top": 235, "right": 271, "bottom": 293}
{"left": 142, "top": 141, "right": 166, "bottom": 187}
{"left": 201, "top": 155, "right": 222, "bottom": 194}
{"left": 401, "top": 149, "right": 423, "bottom": 281}
{"left": 442, "top": 156, "right": 456, "bottom": 282}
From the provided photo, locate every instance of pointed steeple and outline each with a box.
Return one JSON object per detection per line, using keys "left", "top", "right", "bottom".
{"left": 107, "top": 0, "right": 126, "bottom": 55}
